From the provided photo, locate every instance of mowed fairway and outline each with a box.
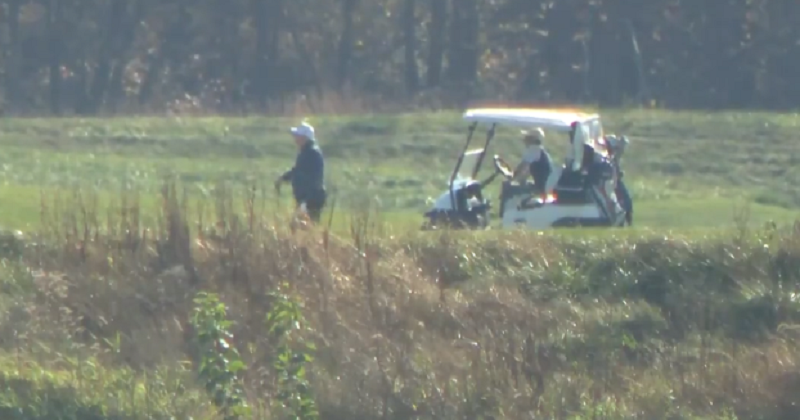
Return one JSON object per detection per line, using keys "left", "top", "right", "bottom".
{"left": 0, "top": 109, "right": 798, "bottom": 232}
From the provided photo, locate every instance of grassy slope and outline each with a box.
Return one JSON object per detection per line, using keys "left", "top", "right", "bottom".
{"left": 2, "top": 200, "right": 800, "bottom": 419}
{"left": 0, "top": 109, "right": 798, "bottom": 230}
{"left": 0, "top": 110, "right": 799, "bottom": 419}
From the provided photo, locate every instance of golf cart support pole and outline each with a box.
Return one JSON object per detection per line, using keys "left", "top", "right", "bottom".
{"left": 449, "top": 122, "right": 478, "bottom": 212}
{"left": 471, "top": 123, "right": 496, "bottom": 179}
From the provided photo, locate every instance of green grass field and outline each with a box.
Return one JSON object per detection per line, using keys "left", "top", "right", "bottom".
{"left": 0, "top": 109, "right": 798, "bottom": 232}
{"left": 1, "top": 110, "right": 800, "bottom": 420}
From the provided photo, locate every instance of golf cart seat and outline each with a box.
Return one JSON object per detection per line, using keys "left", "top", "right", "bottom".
{"left": 502, "top": 180, "right": 541, "bottom": 196}
{"left": 553, "top": 167, "right": 591, "bottom": 204}
{"left": 499, "top": 181, "right": 546, "bottom": 215}
{"left": 555, "top": 168, "right": 584, "bottom": 189}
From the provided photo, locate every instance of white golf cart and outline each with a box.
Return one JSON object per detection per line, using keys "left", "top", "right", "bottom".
{"left": 421, "top": 107, "right": 633, "bottom": 230}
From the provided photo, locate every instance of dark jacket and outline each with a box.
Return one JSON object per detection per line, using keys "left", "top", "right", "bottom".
{"left": 281, "top": 140, "right": 325, "bottom": 202}
{"left": 529, "top": 148, "right": 552, "bottom": 188}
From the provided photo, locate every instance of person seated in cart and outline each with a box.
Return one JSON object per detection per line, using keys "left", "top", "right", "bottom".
{"left": 567, "top": 121, "right": 602, "bottom": 175}
{"left": 511, "top": 128, "right": 553, "bottom": 194}
{"left": 567, "top": 121, "right": 624, "bottom": 223}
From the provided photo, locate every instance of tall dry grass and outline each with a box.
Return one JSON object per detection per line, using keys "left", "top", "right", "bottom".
{"left": 1, "top": 180, "right": 798, "bottom": 419}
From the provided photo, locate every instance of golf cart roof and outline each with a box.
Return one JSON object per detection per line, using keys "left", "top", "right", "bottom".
{"left": 463, "top": 108, "right": 599, "bottom": 131}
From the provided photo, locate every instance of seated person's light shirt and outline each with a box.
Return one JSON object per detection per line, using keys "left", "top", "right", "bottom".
{"left": 513, "top": 144, "right": 543, "bottom": 182}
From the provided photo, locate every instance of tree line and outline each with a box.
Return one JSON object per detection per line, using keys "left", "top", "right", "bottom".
{"left": 1, "top": 0, "right": 797, "bottom": 115}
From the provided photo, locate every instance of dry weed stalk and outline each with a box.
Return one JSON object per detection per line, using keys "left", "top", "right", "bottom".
{"left": 2, "top": 180, "right": 797, "bottom": 419}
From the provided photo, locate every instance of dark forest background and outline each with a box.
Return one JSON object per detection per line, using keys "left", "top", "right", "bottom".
{"left": 1, "top": 0, "right": 798, "bottom": 115}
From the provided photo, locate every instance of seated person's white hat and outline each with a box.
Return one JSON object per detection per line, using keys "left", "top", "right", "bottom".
{"left": 520, "top": 127, "right": 545, "bottom": 145}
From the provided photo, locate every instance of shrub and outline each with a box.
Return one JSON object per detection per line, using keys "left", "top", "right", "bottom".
{"left": 0, "top": 180, "right": 796, "bottom": 419}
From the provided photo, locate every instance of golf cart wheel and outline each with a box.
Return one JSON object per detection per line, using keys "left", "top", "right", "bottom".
{"left": 421, "top": 217, "right": 470, "bottom": 231}
{"left": 474, "top": 214, "right": 490, "bottom": 230}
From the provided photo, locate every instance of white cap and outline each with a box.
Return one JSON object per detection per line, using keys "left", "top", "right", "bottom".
{"left": 521, "top": 127, "right": 545, "bottom": 139}
{"left": 521, "top": 127, "right": 545, "bottom": 145}
{"left": 290, "top": 122, "right": 315, "bottom": 141}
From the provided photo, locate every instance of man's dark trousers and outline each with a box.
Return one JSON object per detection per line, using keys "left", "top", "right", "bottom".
{"left": 300, "top": 191, "right": 327, "bottom": 223}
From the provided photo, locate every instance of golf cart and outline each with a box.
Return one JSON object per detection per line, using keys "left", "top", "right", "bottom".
{"left": 421, "top": 107, "right": 633, "bottom": 230}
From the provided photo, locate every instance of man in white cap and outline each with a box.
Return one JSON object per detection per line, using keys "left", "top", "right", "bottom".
{"left": 512, "top": 127, "right": 553, "bottom": 193}
{"left": 274, "top": 121, "right": 327, "bottom": 222}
